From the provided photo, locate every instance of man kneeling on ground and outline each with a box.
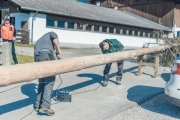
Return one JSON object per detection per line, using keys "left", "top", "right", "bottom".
{"left": 99, "top": 39, "right": 124, "bottom": 87}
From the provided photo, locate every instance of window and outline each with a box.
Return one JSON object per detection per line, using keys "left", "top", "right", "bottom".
{"left": 123, "top": 29, "right": 126, "bottom": 35}
{"left": 116, "top": 28, "right": 120, "bottom": 34}
{"left": 129, "top": 30, "right": 132, "bottom": 36}
{"left": 68, "top": 21, "right": 74, "bottom": 29}
{"left": 77, "top": 23, "right": 83, "bottom": 30}
{"left": 140, "top": 31, "right": 143, "bottom": 37}
{"left": 46, "top": 18, "right": 55, "bottom": 27}
{"left": 21, "top": 21, "right": 28, "bottom": 30}
{"left": 94, "top": 25, "right": 99, "bottom": 32}
{"left": 134, "top": 31, "right": 138, "bottom": 36}
{"left": 58, "top": 20, "right": 65, "bottom": 28}
{"left": 109, "top": 28, "right": 114, "bottom": 33}
{"left": 86, "top": 24, "right": 92, "bottom": 31}
{"left": 145, "top": 32, "right": 148, "bottom": 37}
{"left": 102, "top": 27, "right": 107, "bottom": 33}
{"left": 10, "top": 17, "right": 15, "bottom": 25}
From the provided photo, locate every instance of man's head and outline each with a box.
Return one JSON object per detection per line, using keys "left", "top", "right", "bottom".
{"left": 4, "top": 15, "right": 10, "bottom": 24}
{"left": 99, "top": 42, "right": 110, "bottom": 50}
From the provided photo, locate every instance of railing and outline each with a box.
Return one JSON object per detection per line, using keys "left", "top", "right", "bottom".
{"left": 16, "top": 30, "right": 30, "bottom": 44}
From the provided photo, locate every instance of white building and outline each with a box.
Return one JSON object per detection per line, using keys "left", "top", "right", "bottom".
{"left": 0, "top": 0, "right": 171, "bottom": 47}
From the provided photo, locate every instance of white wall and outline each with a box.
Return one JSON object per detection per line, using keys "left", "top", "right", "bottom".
{"left": 10, "top": 13, "right": 30, "bottom": 30}
{"left": 174, "top": 26, "right": 180, "bottom": 37}
{"left": 29, "top": 12, "right": 158, "bottom": 47}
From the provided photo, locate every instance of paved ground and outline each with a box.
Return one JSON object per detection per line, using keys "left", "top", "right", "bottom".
{"left": 108, "top": 94, "right": 180, "bottom": 120}
{"left": 0, "top": 46, "right": 177, "bottom": 120}
{"left": 15, "top": 45, "right": 140, "bottom": 58}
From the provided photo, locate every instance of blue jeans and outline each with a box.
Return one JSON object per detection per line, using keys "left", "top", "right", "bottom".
{"left": 103, "top": 60, "right": 124, "bottom": 77}
{"left": 34, "top": 52, "right": 55, "bottom": 109}
{"left": 3, "top": 40, "right": 18, "bottom": 64}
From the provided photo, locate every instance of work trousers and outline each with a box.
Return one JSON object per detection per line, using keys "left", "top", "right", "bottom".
{"left": 3, "top": 40, "right": 18, "bottom": 64}
{"left": 103, "top": 60, "right": 124, "bottom": 77}
{"left": 34, "top": 51, "right": 55, "bottom": 109}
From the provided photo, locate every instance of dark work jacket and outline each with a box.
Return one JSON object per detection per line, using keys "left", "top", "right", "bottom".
{"left": 99, "top": 39, "right": 124, "bottom": 54}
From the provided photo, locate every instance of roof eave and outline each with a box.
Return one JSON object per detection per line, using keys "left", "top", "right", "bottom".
{"left": 11, "top": 5, "right": 171, "bottom": 32}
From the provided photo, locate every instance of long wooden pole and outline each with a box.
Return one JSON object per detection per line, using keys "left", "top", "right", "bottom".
{"left": 0, "top": 46, "right": 168, "bottom": 87}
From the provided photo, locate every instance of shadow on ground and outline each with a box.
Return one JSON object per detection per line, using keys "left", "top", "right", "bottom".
{"left": 161, "top": 73, "right": 170, "bottom": 83}
{"left": 127, "top": 85, "right": 180, "bottom": 119}
{"left": 0, "top": 66, "right": 138, "bottom": 115}
{"left": 0, "top": 83, "right": 37, "bottom": 115}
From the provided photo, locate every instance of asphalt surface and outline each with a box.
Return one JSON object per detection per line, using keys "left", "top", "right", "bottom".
{"left": 0, "top": 46, "right": 176, "bottom": 120}
{"left": 108, "top": 94, "right": 180, "bottom": 120}
{"left": 15, "top": 45, "right": 140, "bottom": 58}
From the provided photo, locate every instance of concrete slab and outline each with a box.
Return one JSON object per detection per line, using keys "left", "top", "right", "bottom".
{"left": 0, "top": 60, "right": 169, "bottom": 120}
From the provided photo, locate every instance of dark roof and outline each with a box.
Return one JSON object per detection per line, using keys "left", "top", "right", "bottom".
{"left": 9, "top": 0, "right": 171, "bottom": 31}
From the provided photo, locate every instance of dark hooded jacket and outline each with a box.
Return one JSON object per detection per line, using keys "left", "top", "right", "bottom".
{"left": 99, "top": 39, "right": 124, "bottom": 54}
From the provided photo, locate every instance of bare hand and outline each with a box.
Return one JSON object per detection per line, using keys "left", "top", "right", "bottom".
{"left": 57, "top": 53, "right": 62, "bottom": 59}
{"left": 13, "top": 37, "right": 16, "bottom": 41}
{"left": 0, "top": 38, "right": 2, "bottom": 42}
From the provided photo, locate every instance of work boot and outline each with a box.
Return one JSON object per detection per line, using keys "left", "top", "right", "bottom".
{"left": 102, "top": 74, "right": 109, "bottom": 87}
{"left": 35, "top": 107, "right": 39, "bottom": 112}
{"left": 116, "top": 76, "right": 122, "bottom": 85}
{"left": 39, "top": 108, "right": 55, "bottom": 116}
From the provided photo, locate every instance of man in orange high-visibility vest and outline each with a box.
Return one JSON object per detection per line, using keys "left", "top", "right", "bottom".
{"left": 0, "top": 15, "right": 18, "bottom": 64}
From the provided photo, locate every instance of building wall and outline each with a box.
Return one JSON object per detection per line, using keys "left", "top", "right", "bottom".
{"left": 10, "top": 13, "right": 30, "bottom": 30}
{"left": 100, "top": 0, "right": 175, "bottom": 28}
{"left": 2, "top": 0, "right": 19, "bottom": 13}
{"left": 29, "top": 12, "right": 158, "bottom": 47}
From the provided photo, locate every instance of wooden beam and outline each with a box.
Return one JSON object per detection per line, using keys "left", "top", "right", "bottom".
{"left": 114, "top": 28, "right": 116, "bottom": 34}
{"left": 107, "top": 27, "right": 109, "bottom": 33}
{"left": 126, "top": 30, "right": 129, "bottom": 35}
{"left": 120, "top": 29, "right": 123, "bottom": 34}
{"left": 138, "top": 31, "right": 140, "bottom": 36}
{"left": 99, "top": 26, "right": 102, "bottom": 32}
{"left": 143, "top": 32, "right": 146, "bottom": 37}
{"left": 0, "top": 45, "right": 170, "bottom": 87}
{"left": 83, "top": 24, "right": 86, "bottom": 30}
{"left": 91, "top": 25, "right": 94, "bottom": 32}
{"left": 74, "top": 23, "right": 77, "bottom": 30}
{"left": 132, "top": 31, "right": 135, "bottom": 36}
{"left": 54, "top": 20, "right": 57, "bottom": 28}
{"left": 65, "top": 21, "right": 68, "bottom": 29}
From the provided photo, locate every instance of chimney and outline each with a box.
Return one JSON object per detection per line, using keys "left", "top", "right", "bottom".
{"left": 96, "top": 1, "right": 101, "bottom": 6}
{"left": 114, "top": 5, "right": 118, "bottom": 10}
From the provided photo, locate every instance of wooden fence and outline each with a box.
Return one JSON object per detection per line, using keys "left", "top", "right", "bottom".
{"left": 16, "top": 30, "right": 30, "bottom": 44}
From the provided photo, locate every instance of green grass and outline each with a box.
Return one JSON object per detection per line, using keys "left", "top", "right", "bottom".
{"left": 15, "top": 43, "right": 71, "bottom": 49}
{"left": 15, "top": 43, "right": 35, "bottom": 47}
{"left": 12, "top": 54, "right": 34, "bottom": 64}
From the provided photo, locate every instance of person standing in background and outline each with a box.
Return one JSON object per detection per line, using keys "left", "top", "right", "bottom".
{"left": 0, "top": 15, "right": 18, "bottom": 64}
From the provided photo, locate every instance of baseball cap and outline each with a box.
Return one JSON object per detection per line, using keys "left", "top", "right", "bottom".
{"left": 4, "top": 15, "right": 10, "bottom": 20}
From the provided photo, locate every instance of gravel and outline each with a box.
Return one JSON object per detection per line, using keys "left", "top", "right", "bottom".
{"left": 107, "top": 94, "right": 180, "bottom": 120}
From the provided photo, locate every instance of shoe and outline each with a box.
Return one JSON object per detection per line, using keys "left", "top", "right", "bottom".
{"left": 102, "top": 74, "right": 109, "bottom": 87}
{"left": 35, "top": 108, "right": 39, "bottom": 112}
{"left": 14, "top": 63, "right": 18, "bottom": 65}
{"left": 39, "top": 108, "right": 55, "bottom": 116}
{"left": 116, "top": 76, "right": 122, "bottom": 85}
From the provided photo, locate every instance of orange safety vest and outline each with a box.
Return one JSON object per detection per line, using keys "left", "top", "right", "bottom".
{"left": 0, "top": 24, "right": 15, "bottom": 40}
